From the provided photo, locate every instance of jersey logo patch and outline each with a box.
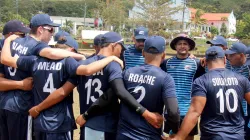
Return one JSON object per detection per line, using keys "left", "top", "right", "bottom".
{"left": 184, "top": 65, "right": 192, "bottom": 70}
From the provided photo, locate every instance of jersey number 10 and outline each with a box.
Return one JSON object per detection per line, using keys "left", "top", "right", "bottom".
{"left": 216, "top": 88, "right": 238, "bottom": 113}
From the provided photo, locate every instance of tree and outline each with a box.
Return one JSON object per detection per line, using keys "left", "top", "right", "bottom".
{"left": 189, "top": 9, "right": 207, "bottom": 30}
{"left": 130, "top": 0, "right": 179, "bottom": 35}
{"left": 62, "top": 19, "right": 73, "bottom": 33}
{"left": 210, "top": 26, "right": 219, "bottom": 36}
{"left": 220, "top": 22, "right": 227, "bottom": 36}
{"left": 235, "top": 13, "right": 250, "bottom": 39}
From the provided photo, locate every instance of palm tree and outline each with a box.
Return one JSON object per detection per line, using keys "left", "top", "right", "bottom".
{"left": 190, "top": 9, "right": 207, "bottom": 30}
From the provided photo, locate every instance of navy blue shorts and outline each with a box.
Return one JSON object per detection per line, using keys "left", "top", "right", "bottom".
{"left": 0, "top": 109, "right": 28, "bottom": 140}
{"left": 34, "top": 131, "right": 72, "bottom": 140}
{"left": 201, "top": 132, "right": 244, "bottom": 140}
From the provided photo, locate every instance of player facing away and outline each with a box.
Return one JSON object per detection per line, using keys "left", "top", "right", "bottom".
{"left": 116, "top": 36, "right": 180, "bottom": 140}
{"left": 26, "top": 32, "right": 164, "bottom": 140}
{"left": 1, "top": 34, "right": 123, "bottom": 140}
{"left": 169, "top": 46, "right": 250, "bottom": 140}
{"left": 161, "top": 34, "right": 205, "bottom": 140}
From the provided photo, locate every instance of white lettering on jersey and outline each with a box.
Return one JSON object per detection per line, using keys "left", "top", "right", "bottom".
{"left": 37, "top": 62, "right": 62, "bottom": 71}
{"left": 92, "top": 70, "right": 103, "bottom": 76}
{"left": 212, "top": 77, "right": 238, "bottom": 86}
{"left": 12, "top": 42, "right": 28, "bottom": 55}
{"left": 128, "top": 73, "right": 156, "bottom": 85}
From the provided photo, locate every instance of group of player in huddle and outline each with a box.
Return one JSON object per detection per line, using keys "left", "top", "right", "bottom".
{"left": 0, "top": 13, "right": 250, "bottom": 140}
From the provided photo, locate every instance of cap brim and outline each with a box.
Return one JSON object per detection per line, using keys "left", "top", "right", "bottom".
{"left": 170, "top": 37, "right": 195, "bottom": 51}
{"left": 48, "top": 23, "right": 61, "bottom": 27}
{"left": 206, "top": 40, "right": 221, "bottom": 45}
{"left": 19, "top": 27, "right": 31, "bottom": 34}
{"left": 225, "top": 50, "right": 237, "bottom": 55}
{"left": 135, "top": 35, "right": 147, "bottom": 40}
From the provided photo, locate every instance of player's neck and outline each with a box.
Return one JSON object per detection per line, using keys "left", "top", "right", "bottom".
{"left": 145, "top": 59, "right": 161, "bottom": 67}
{"left": 208, "top": 64, "right": 225, "bottom": 70}
{"left": 176, "top": 53, "right": 189, "bottom": 59}
{"left": 97, "top": 48, "right": 112, "bottom": 57}
{"left": 30, "top": 34, "right": 42, "bottom": 42}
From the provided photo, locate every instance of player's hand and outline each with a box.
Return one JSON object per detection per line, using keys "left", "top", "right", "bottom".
{"left": 6, "top": 34, "right": 19, "bottom": 42}
{"left": 142, "top": 110, "right": 164, "bottom": 128}
{"left": 112, "top": 56, "right": 124, "bottom": 69}
{"left": 76, "top": 114, "right": 86, "bottom": 127}
{"left": 189, "top": 53, "right": 196, "bottom": 59}
{"left": 21, "top": 77, "right": 33, "bottom": 91}
{"left": 29, "top": 106, "right": 40, "bottom": 118}
{"left": 81, "top": 55, "right": 86, "bottom": 60}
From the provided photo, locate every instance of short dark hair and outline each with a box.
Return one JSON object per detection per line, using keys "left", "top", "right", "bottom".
{"left": 30, "top": 26, "right": 39, "bottom": 34}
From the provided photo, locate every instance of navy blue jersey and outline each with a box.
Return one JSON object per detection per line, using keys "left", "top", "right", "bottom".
{"left": 123, "top": 45, "right": 144, "bottom": 69}
{"left": 192, "top": 68, "right": 250, "bottom": 138}
{"left": 17, "top": 56, "right": 79, "bottom": 133}
{"left": 118, "top": 64, "right": 176, "bottom": 140}
{"left": 230, "top": 65, "right": 250, "bottom": 116}
{"left": 0, "top": 36, "right": 49, "bottom": 113}
{"left": 161, "top": 56, "right": 205, "bottom": 116}
{"left": 69, "top": 55, "right": 122, "bottom": 133}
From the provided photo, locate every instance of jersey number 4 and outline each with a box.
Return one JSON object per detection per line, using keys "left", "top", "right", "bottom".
{"left": 85, "top": 78, "right": 103, "bottom": 104}
{"left": 216, "top": 88, "right": 238, "bottom": 113}
{"left": 43, "top": 73, "right": 56, "bottom": 93}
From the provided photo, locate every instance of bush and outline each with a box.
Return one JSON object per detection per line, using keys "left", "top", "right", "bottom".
{"left": 241, "top": 39, "right": 250, "bottom": 46}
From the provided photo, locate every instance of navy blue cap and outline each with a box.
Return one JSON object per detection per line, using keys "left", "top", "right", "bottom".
{"left": 144, "top": 36, "right": 166, "bottom": 54}
{"left": 57, "top": 36, "right": 78, "bottom": 52}
{"left": 225, "top": 42, "right": 247, "bottom": 55}
{"left": 206, "top": 35, "right": 227, "bottom": 47}
{"left": 3, "top": 20, "right": 30, "bottom": 35}
{"left": 170, "top": 34, "right": 195, "bottom": 51}
{"left": 101, "top": 32, "right": 124, "bottom": 47}
{"left": 205, "top": 46, "right": 225, "bottom": 60}
{"left": 54, "top": 31, "right": 70, "bottom": 42}
{"left": 94, "top": 34, "right": 103, "bottom": 46}
{"left": 30, "top": 14, "right": 60, "bottom": 27}
{"left": 134, "top": 26, "right": 148, "bottom": 40}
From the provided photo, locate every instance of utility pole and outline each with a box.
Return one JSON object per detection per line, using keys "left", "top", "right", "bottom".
{"left": 83, "top": 0, "right": 87, "bottom": 26}
{"left": 182, "top": 0, "right": 187, "bottom": 32}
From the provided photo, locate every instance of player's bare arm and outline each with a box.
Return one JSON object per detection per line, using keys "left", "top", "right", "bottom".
{"left": 0, "top": 74, "right": 33, "bottom": 91}
{"left": 76, "top": 56, "right": 123, "bottom": 76}
{"left": 39, "top": 47, "right": 86, "bottom": 60}
{"left": 172, "top": 96, "right": 206, "bottom": 140}
{"left": 29, "top": 81, "right": 75, "bottom": 118}
{"left": 0, "top": 35, "right": 19, "bottom": 68}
